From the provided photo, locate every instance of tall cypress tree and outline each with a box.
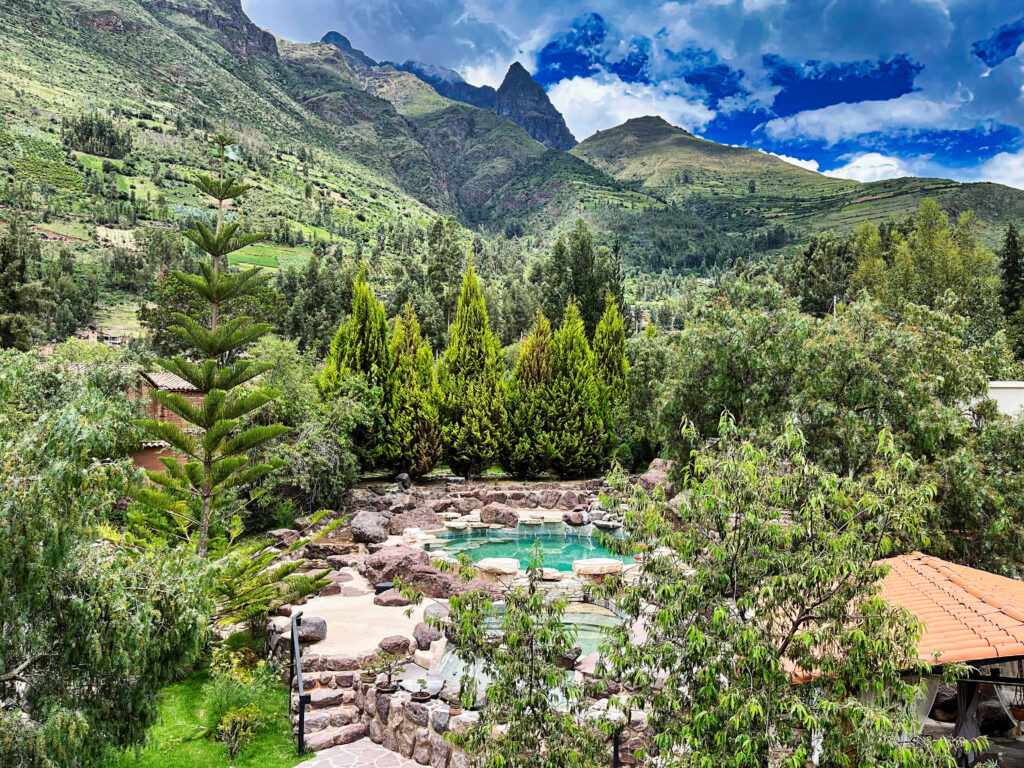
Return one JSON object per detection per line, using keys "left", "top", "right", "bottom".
{"left": 500, "top": 310, "right": 555, "bottom": 478}
{"left": 592, "top": 292, "right": 628, "bottom": 399}
{"left": 318, "top": 268, "right": 388, "bottom": 396}
{"left": 384, "top": 301, "right": 442, "bottom": 477}
{"left": 1000, "top": 223, "right": 1024, "bottom": 314}
{"left": 548, "top": 301, "right": 609, "bottom": 479}
{"left": 436, "top": 263, "right": 506, "bottom": 478}
{"left": 133, "top": 127, "right": 287, "bottom": 559}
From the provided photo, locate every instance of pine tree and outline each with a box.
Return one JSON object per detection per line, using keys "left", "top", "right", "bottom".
{"left": 592, "top": 293, "right": 628, "bottom": 399}
{"left": 500, "top": 310, "right": 555, "bottom": 478}
{"left": 133, "top": 127, "right": 288, "bottom": 559}
{"left": 1000, "top": 223, "right": 1024, "bottom": 314}
{"left": 548, "top": 301, "right": 609, "bottom": 478}
{"left": 437, "top": 264, "right": 506, "bottom": 478}
{"left": 384, "top": 301, "right": 442, "bottom": 477}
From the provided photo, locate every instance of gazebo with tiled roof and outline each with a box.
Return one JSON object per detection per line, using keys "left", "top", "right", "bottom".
{"left": 880, "top": 552, "right": 1024, "bottom": 765}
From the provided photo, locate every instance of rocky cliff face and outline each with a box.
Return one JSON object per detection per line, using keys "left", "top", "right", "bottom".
{"left": 145, "top": 0, "right": 277, "bottom": 58}
{"left": 494, "top": 62, "right": 576, "bottom": 150}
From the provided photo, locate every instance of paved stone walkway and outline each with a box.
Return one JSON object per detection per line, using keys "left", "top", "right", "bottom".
{"left": 295, "top": 738, "right": 419, "bottom": 768}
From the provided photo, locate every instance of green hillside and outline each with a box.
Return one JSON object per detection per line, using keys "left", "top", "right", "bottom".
{"left": 572, "top": 116, "right": 1024, "bottom": 245}
{"left": 4, "top": 0, "right": 1024, "bottom": 315}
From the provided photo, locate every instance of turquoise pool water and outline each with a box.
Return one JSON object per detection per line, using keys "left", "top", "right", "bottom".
{"left": 425, "top": 526, "right": 635, "bottom": 571}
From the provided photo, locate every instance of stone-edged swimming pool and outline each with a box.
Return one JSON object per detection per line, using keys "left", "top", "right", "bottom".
{"left": 424, "top": 522, "right": 636, "bottom": 572}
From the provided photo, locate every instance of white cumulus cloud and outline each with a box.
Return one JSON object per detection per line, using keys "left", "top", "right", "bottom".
{"left": 763, "top": 93, "right": 968, "bottom": 145}
{"left": 761, "top": 150, "right": 819, "bottom": 172}
{"left": 823, "top": 153, "right": 915, "bottom": 182}
{"left": 976, "top": 150, "right": 1024, "bottom": 190}
{"left": 546, "top": 75, "right": 715, "bottom": 141}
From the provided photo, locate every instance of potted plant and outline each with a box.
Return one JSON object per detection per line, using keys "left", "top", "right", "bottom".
{"left": 411, "top": 678, "right": 431, "bottom": 703}
{"left": 449, "top": 674, "right": 470, "bottom": 716}
{"left": 373, "top": 652, "right": 405, "bottom": 694}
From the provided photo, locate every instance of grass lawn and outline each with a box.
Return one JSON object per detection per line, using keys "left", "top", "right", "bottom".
{"left": 111, "top": 634, "right": 307, "bottom": 768}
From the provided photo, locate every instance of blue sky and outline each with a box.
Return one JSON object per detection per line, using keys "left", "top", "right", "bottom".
{"left": 242, "top": 0, "right": 1024, "bottom": 188}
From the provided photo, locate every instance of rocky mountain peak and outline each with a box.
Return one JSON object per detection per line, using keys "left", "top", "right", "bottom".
{"left": 321, "top": 31, "right": 377, "bottom": 70}
{"left": 494, "top": 62, "right": 576, "bottom": 150}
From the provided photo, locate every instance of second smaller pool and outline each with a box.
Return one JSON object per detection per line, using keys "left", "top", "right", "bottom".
{"left": 425, "top": 524, "right": 636, "bottom": 572}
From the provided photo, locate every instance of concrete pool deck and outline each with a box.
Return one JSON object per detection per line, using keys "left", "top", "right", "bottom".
{"left": 295, "top": 569, "right": 427, "bottom": 656}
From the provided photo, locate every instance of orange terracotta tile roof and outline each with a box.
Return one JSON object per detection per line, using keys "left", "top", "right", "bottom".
{"left": 880, "top": 552, "right": 1024, "bottom": 665}
{"left": 140, "top": 370, "right": 198, "bottom": 392}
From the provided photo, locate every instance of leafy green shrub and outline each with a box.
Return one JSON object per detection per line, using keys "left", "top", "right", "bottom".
{"left": 202, "top": 647, "right": 276, "bottom": 735}
{"left": 216, "top": 703, "right": 264, "bottom": 760}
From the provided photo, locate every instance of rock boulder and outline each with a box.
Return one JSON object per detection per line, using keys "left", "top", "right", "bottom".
{"left": 350, "top": 510, "right": 388, "bottom": 544}
{"left": 480, "top": 502, "right": 519, "bottom": 527}
{"left": 362, "top": 546, "right": 430, "bottom": 585}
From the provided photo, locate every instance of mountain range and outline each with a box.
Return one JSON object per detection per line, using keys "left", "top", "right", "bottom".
{"left": 2, "top": 0, "right": 1024, "bottom": 282}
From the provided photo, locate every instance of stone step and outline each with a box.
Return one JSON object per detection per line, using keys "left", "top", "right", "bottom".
{"left": 291, "top": 703, "right": 361, "bottom": 733}
{"left": 299, "top": 723, "right": 367, "bottom": 753}
{"left": 292, "top": 686, "right": 357, "bottom": 712}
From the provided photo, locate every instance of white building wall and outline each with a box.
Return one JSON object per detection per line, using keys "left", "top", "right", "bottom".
{"left": 988, "top": 382, "right": 1024, "bottom": 417}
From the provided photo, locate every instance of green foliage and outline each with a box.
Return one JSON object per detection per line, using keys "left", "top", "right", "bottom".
{"left": 601, "top": 420, "right": 977, "bottom": 767}
{"left": 660, "top": 276, "right": 1019, "bottom": 573}
{"left": 535, "top": 218, "right": 624, "bottom": 338}
{"left": 318, "top": 269, "right": 388, "bottom": 394}
{"left": 0, "top": 218, "right": 50, "bottom": 350}
{"left": 383, "top": 301, "right": 442, "bottom": 477}
{"left": 245, "top": 336, "right": 373, "bottom": 513}
{"left": 999, "top": 224, "right": 1024, "bottom": 358}
{"left": 0, "top": 345, "right": 143, "bottom": 453}
{"left": 140, "top": 270, "right": 283, "bottom": 358}
{"left": 61, "top": 112, "right": 133, "bottom": 158}
{"left": 217, "top": 704, "right": 264, "bottom": 761}
{"left": 275, "top": 252, "right": 359, "bottom": 356}
{"left": 436, "top": 263, "right": 506, "bottom": 477}
{"left": 0, "top": 396, "right": 208, "bottom": 767}
{"left": 500, "top": 310, "right": 555, "bottom": 477}
{"left": 930, "top": 416, "right": 1024, "bottom": 576}
{"left": 660, "top": 278, "right": 812, "bottom": 459}
{"left": 427, "top": 216, "right": 468, "bottom": 329}
{"left": 852, "top": 199, "right": 1003, "bottom": 343}
{"left": 592, "top": 293, "right": 628, "bottom": 399}
{"left": 202, "top": 647, "right": 276, "bottom": 735}
{"left": 436, "top": 553, "right": 607, "bottom": 768}
{"left": 786, "top": 228, "right": 854, "bottom": 316}
{"left": 547, "top": 301, "right": 610, "bottom": 478}
{"left": 616, "top": 327, "right": 670, "bottom": 471}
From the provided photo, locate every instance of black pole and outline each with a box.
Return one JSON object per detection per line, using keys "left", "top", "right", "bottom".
{"left": 612, "top": 731, "right": 620, "bottom": 768}
{"left": 292, "top": 613, "right": 307, "bottom": 756}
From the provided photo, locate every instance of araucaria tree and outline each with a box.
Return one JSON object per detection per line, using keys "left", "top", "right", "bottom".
{"left": 500, "top": 310, "right": 555, "bottom": 478}
{"left": 133, "top": 127, "right": 287, "bottom": 558}
{"left": 547, "top": 301, "right": 609, "bottom": 478}
{"left": 383, "top": 301, "right": 442, "bottom": 477}
{"left": 436, "top": 263, "right": 506, "bottom": 478}
{"left": 601, "top": 418, "right": 978, "bottom": 767}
